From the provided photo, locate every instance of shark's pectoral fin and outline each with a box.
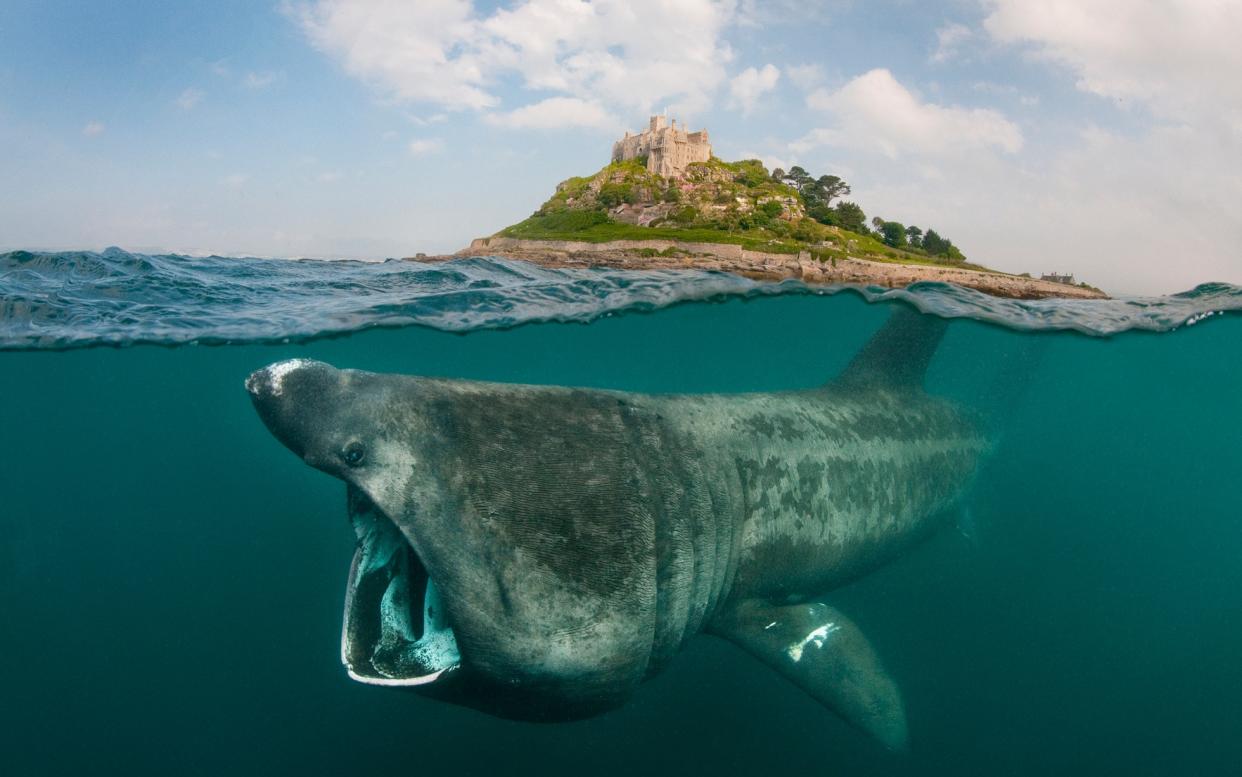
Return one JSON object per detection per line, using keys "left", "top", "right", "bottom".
{"left": 712, "top": 599, "right": 908, "bottom": 751}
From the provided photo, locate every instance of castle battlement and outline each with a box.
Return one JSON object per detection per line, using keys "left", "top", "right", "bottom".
{"left": 612, "top": 115, "right": 712, "bottom": 179}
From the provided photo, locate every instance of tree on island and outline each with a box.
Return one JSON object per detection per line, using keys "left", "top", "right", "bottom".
{"left": 922, "top": 229, "right": 948, "bottom": 255}
{"left": 830, "top": 201, "right": 868, "bottom": 234}
{"left": 912, "top": 228, "right": 965, "bottom": 262}
{"left": 806, "top": 174, "right": 851, "bottom": 209}
{"left": 783, "top": 168, "right": 850, "bottom": 208}
{"left": 774, "top": 167, "right": 848, "bottom": 206}
{"left": 754, "top": 161, "right": 968, "bottom": 261}
{"left": 905, "top": 225, "right": 923, "bottom": 249}
{"left": 772, "top": 166, "right": 871, "bottom": 235}
{"left": 868, "top": 217, "right": 965, "bottom": 262}
{"left": 879, "top": 221, "right": 908, "bottom": 249}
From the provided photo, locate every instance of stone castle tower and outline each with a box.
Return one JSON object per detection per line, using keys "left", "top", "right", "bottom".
{"left": 611, "top": 116, "right": 712, "bottom": 179}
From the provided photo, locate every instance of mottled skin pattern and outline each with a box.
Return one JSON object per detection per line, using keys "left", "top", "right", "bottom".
{"left": 246, "top": 313, "right": 990, "bottom": 746}
{"left": 655, "top": 387, "right": 986, "bottom": 603}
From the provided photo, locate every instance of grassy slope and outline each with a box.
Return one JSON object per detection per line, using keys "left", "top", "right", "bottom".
{"left": 501, "top": 215, "right": 1002, "bottom": 273}
{"left": 496, "top": 158, "right": 1000, "bottom": 272}
{"left": 501, "top": 218, "right": 805, "bottom": 254}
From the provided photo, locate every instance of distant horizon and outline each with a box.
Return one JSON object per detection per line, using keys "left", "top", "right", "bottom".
{"left": 2, "top": 1, "right": 1239, "bottom": 296}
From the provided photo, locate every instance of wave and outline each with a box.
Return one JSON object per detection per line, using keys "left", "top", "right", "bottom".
{"left": 1, "top": 248, "right": 1238, "bottom": 350}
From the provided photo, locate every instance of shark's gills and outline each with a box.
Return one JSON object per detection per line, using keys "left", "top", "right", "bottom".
{"left": 712, "top": 599, "right": 907, "bottom": 751}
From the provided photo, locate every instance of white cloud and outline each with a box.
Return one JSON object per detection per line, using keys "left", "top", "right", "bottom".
{"left": 243, "top": 71, "right": 283, "bottom": 89}
{"left": 856, "top": 122, "right": 1241, "bottom": 294}
{"left": 82, "top": 121, "right": 105, "bottom": 137}
{"left": 728, "top": 64, "right": 780, "bottom": 116}
{"left": 291, "top": 0, "right": 490, "bottom": 109}
{"left": 931, "top": 22, "right": 973, "bottom": 63}
{"left": 800, "top": 68, "right": 1023, "bottom": 158}
{"left": 983, "top": 0, "right": 1242, "bottom": 127}
{"left": 957, "top": 0, "right": 1242, "bottom": 292}
{"left": 479, "top": 0, "right": 734, "bottom": 118}
{"left": 221, "top": 172, "right": 249, "bottom": 187}
{"left": 785, "top": 63, "right": 825, "bottom": 91}
{"left": 175, "top": 88, "right": 204, "bottom": 111}
{"left": 408, "top": 137, "right": 444, "bottom": 155}
{"left": 409, "top": 113, "right": 448, "bottom": 127}
{"left": 290, "top": 0, "right": 735, "bottom": 123}
{"left": 486, "top": 97, "right": 618, "bottom": 130}
{"left": 971, "top": 80, "right": 1040, "bottom": 107}
{"left": 734, "top": 0, "right": 834, "bottom": 28}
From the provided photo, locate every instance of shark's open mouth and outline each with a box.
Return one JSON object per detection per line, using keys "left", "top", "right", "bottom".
{"left": 341, "top": 494, "right": 461, "bottom": 686}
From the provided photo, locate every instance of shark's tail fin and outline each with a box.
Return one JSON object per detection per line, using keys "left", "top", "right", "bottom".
{"left": 835, "top": 305, "right": 948, "bottom": 392}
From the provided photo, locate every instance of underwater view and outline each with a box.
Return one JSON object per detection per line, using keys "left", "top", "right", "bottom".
{"left": 2, "top": 249, "right": 1241, "bottom": 776}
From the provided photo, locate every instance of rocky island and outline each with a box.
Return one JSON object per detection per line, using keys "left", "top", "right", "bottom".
{"left": 413, "top": 116, "right": 1107, "bottom": 301}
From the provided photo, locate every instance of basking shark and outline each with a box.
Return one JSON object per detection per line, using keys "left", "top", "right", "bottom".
{"left": 246, "top": 308, "right": 989, "bottom": 751}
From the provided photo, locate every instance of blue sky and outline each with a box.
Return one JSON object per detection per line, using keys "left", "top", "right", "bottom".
{"left": 2, "top": 0, "right": 1238, "bottom": 294}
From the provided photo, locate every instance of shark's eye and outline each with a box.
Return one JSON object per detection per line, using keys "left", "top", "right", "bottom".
{"left": 341, "top": 441, "right": 366, "bottom": 467}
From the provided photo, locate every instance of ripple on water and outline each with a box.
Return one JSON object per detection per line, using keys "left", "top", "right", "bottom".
{"left": 1, "top": 249, "right": 1238, "bottom": 350}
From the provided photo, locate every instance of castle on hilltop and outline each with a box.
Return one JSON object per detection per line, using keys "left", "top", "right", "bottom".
{"left": 612, "top": 116, "right": 712, "bottom": 179}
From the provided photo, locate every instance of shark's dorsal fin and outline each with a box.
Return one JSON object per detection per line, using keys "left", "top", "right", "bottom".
{"left": 836, "top": 305, "right": 947, "bottom": 391}
{"left": 712, "top": 599, "right": 907, "bottom": 751}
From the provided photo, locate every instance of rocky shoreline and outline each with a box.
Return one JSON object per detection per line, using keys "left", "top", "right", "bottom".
{"left": 410, "top": 236, "right": 1108, "bottom": 301}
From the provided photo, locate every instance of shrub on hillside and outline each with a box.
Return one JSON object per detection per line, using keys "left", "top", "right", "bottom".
{"left": 759, "top": 200, "right": 784, "bottom": 219}
{"left": 522, "top": 210, "right": 610, "bottom": 233}
{"left": 597, "top": 182, "right": 636, "bottom": 208}
{"left": 671, "top": 206, "right": 699, "bottom": 224}
{"left": 731, "top": 160, "right": 770, "bottom": 188}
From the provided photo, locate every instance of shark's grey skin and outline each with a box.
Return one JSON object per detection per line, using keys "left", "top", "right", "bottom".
{"left": 246, "top": 310, "right": 989, "bottom": 750}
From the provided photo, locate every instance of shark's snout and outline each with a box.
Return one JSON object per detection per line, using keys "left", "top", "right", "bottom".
{"left": 245, "top": 358, "right": 321, "bottom": 400}
{"left": 245, "top": 359, "right": 342, "bottom": 461}
{"left": 244, "top": 367, "right": 271, "bottom": 398}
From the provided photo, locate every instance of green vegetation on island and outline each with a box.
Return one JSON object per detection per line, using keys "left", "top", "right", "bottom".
{"left": 499, "top": 157, "right": 984, "bottom": 270}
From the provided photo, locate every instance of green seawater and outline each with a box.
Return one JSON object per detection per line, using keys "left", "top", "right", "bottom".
{"left": 2, "top": 291, "right": 1240, "bottom": 776}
